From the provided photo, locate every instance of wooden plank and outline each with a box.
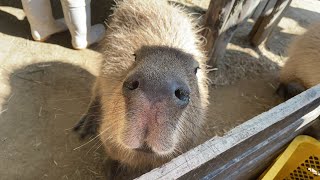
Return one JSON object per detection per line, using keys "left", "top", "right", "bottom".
{"left": 240, "top": 0, "right": 261, "bottom": 20}
{"left": 202, "top": 0, "right": 260, "bottom": 67}
{"left": 251, "top": 0, "right": 269, "bottom": 21}
{"left": 201, "top": 0, "right": 235, "bottom": 67}
{"left": 187, "top": 107, "right": 320, "bottom": 179}
{"left": 249, "top": 0, "right": 277, "bottom": 41}
{"left": 135, "top": 84, "right": 320, "bottom": 180}
{"left": 249, "top": 0, "right": 292, "bottom": 46}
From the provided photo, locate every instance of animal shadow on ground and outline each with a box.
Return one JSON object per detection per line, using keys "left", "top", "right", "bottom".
{"left": 0, "top": 61, "right": 152, "bottom": 179}
{"left": 0, "top": 62, "right": 111, "bottom": 179}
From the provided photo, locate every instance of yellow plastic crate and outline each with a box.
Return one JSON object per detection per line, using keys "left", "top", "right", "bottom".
{"left": 261, "top": 135, "right": 320, "bottom": 180}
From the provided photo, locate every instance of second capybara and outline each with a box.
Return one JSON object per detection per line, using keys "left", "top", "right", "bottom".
{"left": 277, "top": 22, "right": 320, "bottom": 99}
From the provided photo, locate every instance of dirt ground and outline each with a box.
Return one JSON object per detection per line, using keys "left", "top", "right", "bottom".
{"left": 0, "top": 0, "right": 320, "bottom": 179}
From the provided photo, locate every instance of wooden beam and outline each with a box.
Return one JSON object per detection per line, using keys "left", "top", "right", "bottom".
{"left": 202, "top": 0, "right": 260, "bottom": 67}
{"left": 251, "top": 0, "right": 269, "bottom": 21}
{"left": 201, "top": 0, "right": 235, "bottom": 67}
{"left": 249, "top": 0, "right": 292, "bottom": 47}
{"left": 136, "top": 84, "right": 320, "bottom": 180}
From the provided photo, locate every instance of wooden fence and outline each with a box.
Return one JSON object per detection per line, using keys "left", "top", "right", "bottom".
{"left": 135, "top": 0, "right": 315, "bottom": 179}
{"left": 136, "top": 84, "right": 320, "bottom": 179}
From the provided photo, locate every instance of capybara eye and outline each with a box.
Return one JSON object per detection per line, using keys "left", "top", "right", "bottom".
{"left": 195, "top": 67, "right": 200, "bottom": 75}
{"left": 132, "top": 53, "right": 136, "bottom": 60}
{"left": 175, "top": 88, "right": 190, "bottom": 103}
{"left": 124, "top": 80, "right": 139, "bottom": 90}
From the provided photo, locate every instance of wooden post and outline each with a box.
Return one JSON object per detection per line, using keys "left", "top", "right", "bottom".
{"left": 202, "top": 0, "right": 260, "bottom": 67}
{"left": 251, "top": 0, "right": 269, "bottom": 21}
{"left": 136, "top": 84, "right": 320, "bottom": 180}
{"left": 249, "top": 0, "right": 292, "bottom": 47}
{"left": 201, "top": 0, "right": 235, "bottom": 67}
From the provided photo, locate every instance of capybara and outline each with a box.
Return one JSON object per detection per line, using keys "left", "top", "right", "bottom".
{"left": 74, "top": 0, "right": 209, "bottom": 172}
{"left": 277, "top": 22, "right": 320, "bottom": 99}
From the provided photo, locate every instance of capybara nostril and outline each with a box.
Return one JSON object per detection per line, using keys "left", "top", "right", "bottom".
{"left": 174, "top": 88, "right": 190, "bottom": 106}
{"left": 123, "top": 79, "right": 140, "bottom": 91}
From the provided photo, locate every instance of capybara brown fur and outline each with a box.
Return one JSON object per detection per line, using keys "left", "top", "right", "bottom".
{"left": 74, "top": 0, "right": 209, "bottom": 172}
{"left": 277, "top": 22, "right": 320, "bottom": 99}
{"left": 276, "top": 22, "right": 320, "bottom": 142}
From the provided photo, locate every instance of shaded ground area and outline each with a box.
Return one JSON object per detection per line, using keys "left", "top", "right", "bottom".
{"left": 0, "top": 0, "right": 320, "bottom": 179}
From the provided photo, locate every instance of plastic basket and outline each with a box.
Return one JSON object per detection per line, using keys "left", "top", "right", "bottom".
{"left": 261, "top": 135, "right": 320, "bottom": 180}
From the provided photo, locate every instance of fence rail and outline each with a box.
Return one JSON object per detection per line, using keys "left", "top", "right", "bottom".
{"left": 136, "top": 84, "right": 320, "bottom": 180}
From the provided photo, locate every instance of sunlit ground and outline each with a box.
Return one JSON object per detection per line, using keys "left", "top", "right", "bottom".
{"left": 0, "top": 0, "right": 320, "bottom": 179}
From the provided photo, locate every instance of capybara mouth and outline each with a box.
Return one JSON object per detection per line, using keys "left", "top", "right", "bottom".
{"left": 134, "top": 144, "right": 154, "bottom": 154}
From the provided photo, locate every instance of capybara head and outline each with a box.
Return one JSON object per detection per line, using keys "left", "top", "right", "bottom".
{"left": 98, "top": 46, "right": 208, "bottom": 166}
{"left": 95, "top": 0, "right": 209, "bottom": 168}
{"left": 120, "top": 46, "right": 202, "bottom": 155}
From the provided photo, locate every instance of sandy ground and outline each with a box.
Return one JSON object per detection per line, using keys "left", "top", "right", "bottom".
{"left": 0, "top": 0, "right": 320, "bottom": 179}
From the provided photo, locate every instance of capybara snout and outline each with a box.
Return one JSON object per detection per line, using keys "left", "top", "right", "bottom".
{"left": 123, "top": 46, "right": 199, "bottom": 108}
{"left": 123, "top": 71, "right": 191, "bottom": 107}
{"left": 121, "top": 46, "right": 201, "bottom": 154}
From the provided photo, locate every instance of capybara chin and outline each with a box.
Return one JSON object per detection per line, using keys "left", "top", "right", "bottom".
{"left": 74, "top": 0, "right": 209, "bottom": 170}
{"left": 277, "top": 22, "right": 320, "bottom": 100}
